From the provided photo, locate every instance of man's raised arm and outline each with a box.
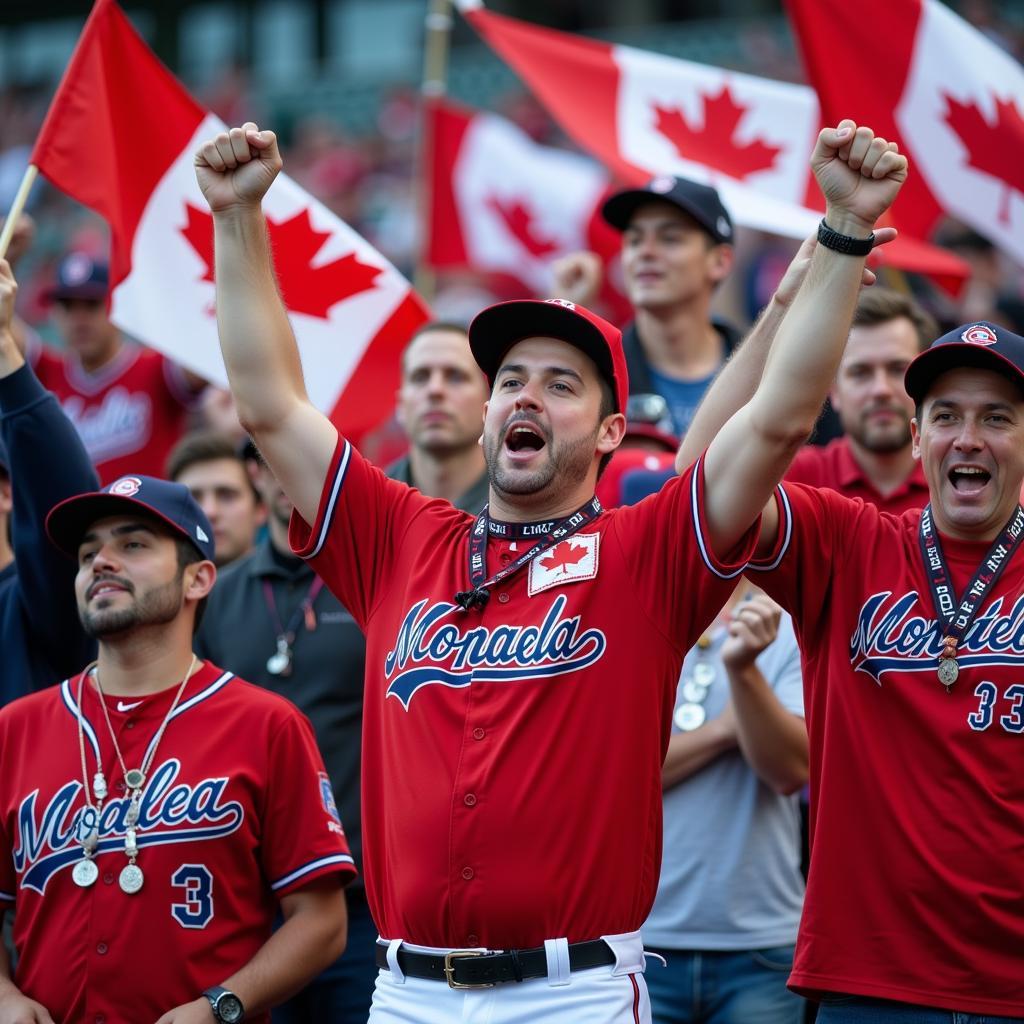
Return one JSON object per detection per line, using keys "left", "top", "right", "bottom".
{"left": 699, "top": 121, "right": 907, "bottom": 560}
{"left": 195, "top": 123, "right": 337, "bottom": 525}
{"left": 675, "top": 226, "right": 898, "bottom": 475}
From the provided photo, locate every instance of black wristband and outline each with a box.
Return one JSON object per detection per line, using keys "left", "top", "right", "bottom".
{"left": 817, "top": 218, "right": 875, "bottom": 256}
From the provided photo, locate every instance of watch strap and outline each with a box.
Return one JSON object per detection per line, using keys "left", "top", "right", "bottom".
{"left": 203, "top": 986, "right": 244, "bottom": 1022}
{"left": 817, "top": 217, "right": 875, "bottom": 256}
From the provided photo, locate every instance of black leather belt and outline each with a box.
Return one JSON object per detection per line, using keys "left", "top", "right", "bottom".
{"left": 375, "top": 939, "right": 615, "bottom": 989}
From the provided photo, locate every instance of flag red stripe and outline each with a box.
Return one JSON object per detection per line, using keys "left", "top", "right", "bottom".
{"left": 328, "top": 291, "right": 431, "bottom": 445}
{"left": 425, "top": 98, "right": 472, "bottom": 267}
{"left": 787, "top": 0, "right": 943, "bottom": 238}
{"left": 31, "top": 0, "right": 204, "bottom": 290}
{"left": 463, "top": 9, "right": 637, "bottom": 180}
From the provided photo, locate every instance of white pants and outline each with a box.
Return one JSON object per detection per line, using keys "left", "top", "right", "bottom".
{"left": 369, "top": 931, "right": 651, "bottom": 1024}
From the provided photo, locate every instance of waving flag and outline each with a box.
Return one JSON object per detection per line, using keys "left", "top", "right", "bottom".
{"left": 426, "top": 97, "right": 628, "bottom": 318}
{"left": 456, "top": 1, "right": 970, "bottom": 293}
{"left": 788, "top": 0, "right": 1024, "bottom": 264}
{"left": 31, "top": 0, "right": 429, "bottom": 440}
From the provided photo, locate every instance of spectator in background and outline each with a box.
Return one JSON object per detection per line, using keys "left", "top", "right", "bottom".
{"left": 36, "top": 252, "right": 206, "bottom": 483}
{"left": 0, "top": 257, "right": 98, "bottom": 704}
{"left": 555, "top": 176, "right": 739, "bottom": 437}
{"left": 167, "top": 430, "right": 265, "bottom": 567}
{"left": 385, "top": 321, "right": 490, "bottom": 512}
{"left": 595, "top": 392, "right": 678, "bottom": 509}
{"left": 785, "top": 288, "right": 935, "bottom": 514}
{"left": 195, "top": 442, "right": 374, "bottom": 1024}
{"left": 644, "top": 581, "right": 807, "bottom": 1024}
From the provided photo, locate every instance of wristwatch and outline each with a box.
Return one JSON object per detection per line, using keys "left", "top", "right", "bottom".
{"left": 203, "top": 986, "right": 245, "bottom": 1023}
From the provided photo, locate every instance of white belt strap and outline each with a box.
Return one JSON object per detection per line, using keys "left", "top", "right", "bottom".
{"left": 543, "top": 937, "right": 571, "bottom": 986}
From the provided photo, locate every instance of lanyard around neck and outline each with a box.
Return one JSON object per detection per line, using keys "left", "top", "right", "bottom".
{"left": 454, "top": 497, "right": 603, "bottom": 611}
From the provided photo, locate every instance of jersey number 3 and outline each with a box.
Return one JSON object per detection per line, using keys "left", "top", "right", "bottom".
{"left": 171, "top": 864, "right": 214, "bottom": 928}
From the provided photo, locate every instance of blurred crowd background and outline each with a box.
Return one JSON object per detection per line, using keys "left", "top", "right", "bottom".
{"left": 1, "top": 0, "right": 1022, "bottom": 356}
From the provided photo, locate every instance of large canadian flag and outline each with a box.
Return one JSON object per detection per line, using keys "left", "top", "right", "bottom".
{"left": 31, "top": 0, "right": 429, "bottom": 441}
{"left": 456, "top": 1, "right": 970, "bottom": 292}
{"left": 426, "top": 98, "right": 628, "bottom": 319}
{"left": 788, "top": 0, "right": 1024, "bottom": 264}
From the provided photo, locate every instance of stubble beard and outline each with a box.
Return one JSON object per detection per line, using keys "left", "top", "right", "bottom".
{"left": 848, "top": 411, "right": 912, "bottom": 455}
{"left": 80, "top": 575, "right": 184, "bottom": 639}
{"left": 484, "top": 423, "right": 598, "bottom": 499}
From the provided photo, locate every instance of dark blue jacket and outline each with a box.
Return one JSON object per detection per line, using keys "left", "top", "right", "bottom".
{"left": 0, "top": 363, "right": 98, "bottom": 704}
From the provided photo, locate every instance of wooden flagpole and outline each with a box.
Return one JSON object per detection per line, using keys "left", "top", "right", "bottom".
{"left": 412, "top": 0, "right": 454, "bottom": 303}
{"left": 0, "top": 165, "right": 39, "bottom": 260}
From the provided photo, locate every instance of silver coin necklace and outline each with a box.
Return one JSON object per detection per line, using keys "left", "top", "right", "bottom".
{"left": 675, "top": 633, "right": 715, "bottom": 732}
{"left": 73, "top": 655, "right": 197, "bottom": 893}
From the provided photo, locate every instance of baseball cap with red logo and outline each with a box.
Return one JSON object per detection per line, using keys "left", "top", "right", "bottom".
{"left": 468, "top": 298, "right": 629, "bottom": 414}
{"left": 46, "top": 475, "right": 215, "bottom": 562}
{"left": 904, "top": 321, "right": 1024, "bottom": 404}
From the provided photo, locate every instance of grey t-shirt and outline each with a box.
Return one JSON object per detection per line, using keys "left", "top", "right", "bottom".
{"left": 643, "top": 612, "right": 805, "bottom": 950}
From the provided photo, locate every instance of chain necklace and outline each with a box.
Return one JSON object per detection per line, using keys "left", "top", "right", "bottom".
{"left": 73, "top": 655, "right": 198, "bottom": 893}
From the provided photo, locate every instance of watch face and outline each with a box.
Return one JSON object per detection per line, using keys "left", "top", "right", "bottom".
{"left": 218, "top": 995, "right": 244, "bottom": 1023}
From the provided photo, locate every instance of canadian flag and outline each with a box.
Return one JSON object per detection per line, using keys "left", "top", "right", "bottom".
{"left": 788, "top": 0, "right": 1024, "bottom": 264}
{"left": 426, "top": 97, "right": 628, "bottom": 319}
{"left": 31, "top": 0, "right": 429, "bottom": 441}
{"left": 456, "top": 1, "right": 969, "bottom": 292}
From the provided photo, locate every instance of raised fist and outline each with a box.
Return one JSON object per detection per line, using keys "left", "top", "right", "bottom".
{"left": 194, "top": 122, "right": 283, "bottom": 213}
{"left": 550, "top": 251, "right": 603, "bottom": 308}
{"left": 811, "top": 120, "right": 908, "bottom": 236}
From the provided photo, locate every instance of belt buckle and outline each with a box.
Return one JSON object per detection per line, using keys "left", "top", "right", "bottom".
{"left": 443, "top": 950, "right": 493, "bottom": 989}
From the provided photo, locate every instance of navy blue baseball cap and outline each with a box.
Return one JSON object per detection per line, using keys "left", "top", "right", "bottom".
{"left": 46, "top": 475, "right": 215, "bottom": 562}
{"left": 46, "top": 252, "right": 109, "bottom": 302}
{"left": 602, "top": 176, "right": 733, "bottom": 244}
{"left": 0, "top": 437, "right": 8, "bottom": 477}
{"left": 904, "top": 321, "right": 1024, "bottom": 404}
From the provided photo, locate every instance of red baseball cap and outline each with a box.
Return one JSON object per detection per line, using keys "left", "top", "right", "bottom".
{"left": 468, "top": 298, "right": 629, "bottom": 414}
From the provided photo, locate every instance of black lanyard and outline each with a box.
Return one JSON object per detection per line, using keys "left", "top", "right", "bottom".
{"left": 917, "top": 503, "right": 1024, "bottom": 689}
{"left": 454, "top": 497, "right": 603, "bottom": 611}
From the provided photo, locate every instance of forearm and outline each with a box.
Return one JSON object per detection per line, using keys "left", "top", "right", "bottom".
{"left": 662, "top": 721, "right": 736, "bottom": 790}
{"left": 726, "top": 665, "right": 808, "bottom": 795}
{"left": 747, "top": 229, "right": 869, "bottom": 447}
{"left": 212, "top": 205, "right": 308, "bottom": 434}
{"left": 675, "top": 294, "right": 791, "bottom": 474}
{"left": 218, "top": 884, "right": 348, "bottom": 1014}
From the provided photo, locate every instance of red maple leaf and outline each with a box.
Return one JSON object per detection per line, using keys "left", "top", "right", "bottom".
{"left": 652, "top": 85, "right": 780, "bottom": 180}
{"left": 944, "top": 94, "right": 1024, "bottom": 225}
{"left": 541, "top": 541, "right": 589, "bottom": 575}
{"left": 486, "top": 196, "right": 560, "bottom": 259}
{"left": 180, "top": 204, "right": 382, "bottom": 319}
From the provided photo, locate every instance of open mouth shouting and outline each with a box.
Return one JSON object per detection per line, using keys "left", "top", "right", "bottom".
{"left": 503, "top": 419, "right": 548, "bottom": 463}
{"left": 947, "top": 463, "right": 992, "bottom": 498}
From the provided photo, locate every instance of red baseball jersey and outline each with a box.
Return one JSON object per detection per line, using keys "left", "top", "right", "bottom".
{"left": 0, "top": 660, "right": 356, "bottom": 1023}
{"left": 34, "top": 342, "right": 196, "bottom": 483}
{"left": 290, "top": 436, "right": 758, "bottom": 950}
{"left": 752, "top": 483, "right": 1024, "bottom": 1015}
{"left": 786, "top": 437, "right": 929, "bottom": 515}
